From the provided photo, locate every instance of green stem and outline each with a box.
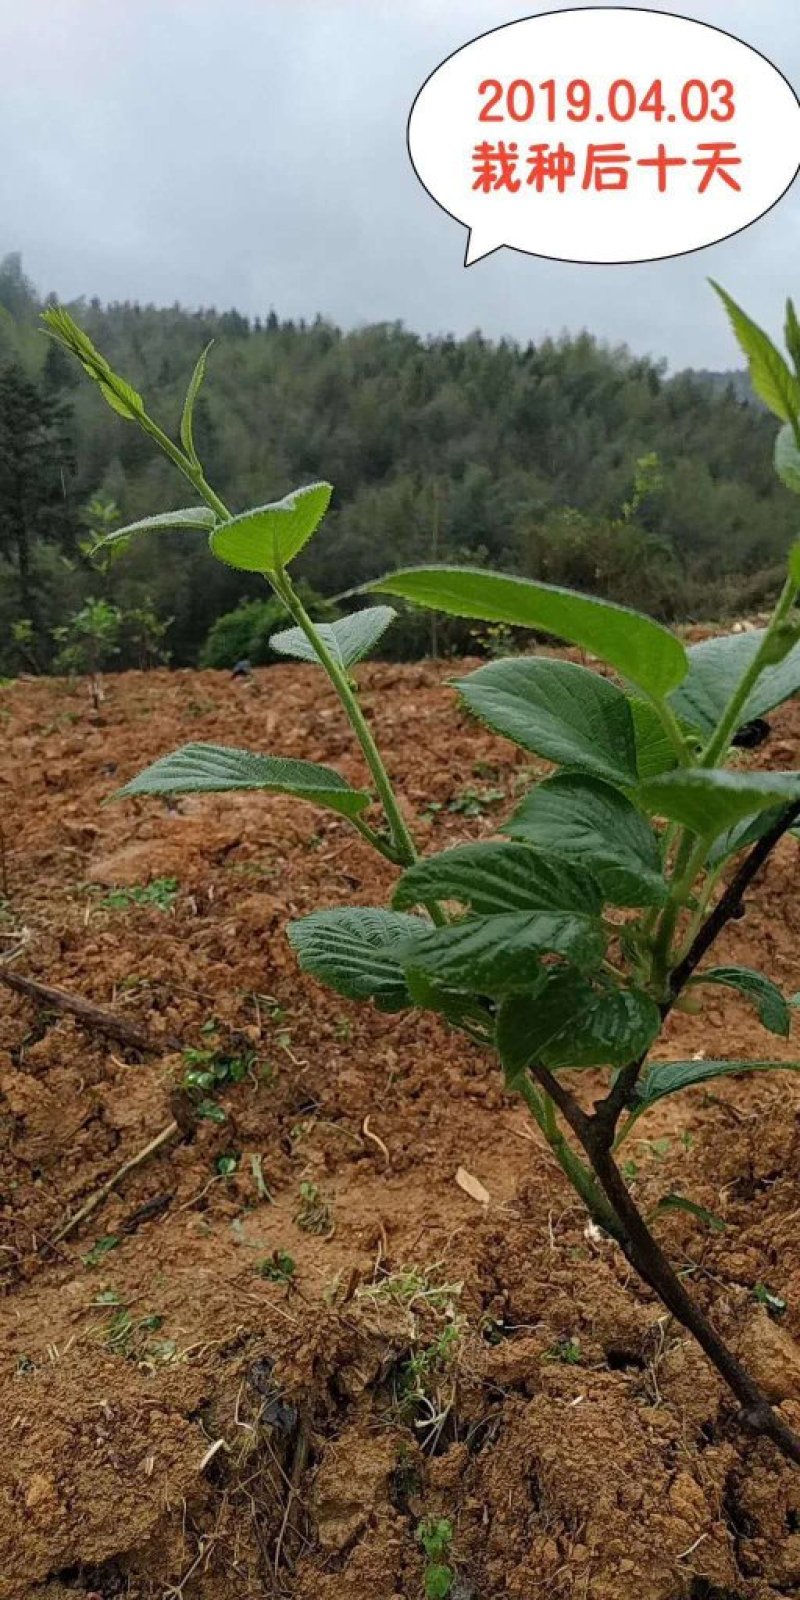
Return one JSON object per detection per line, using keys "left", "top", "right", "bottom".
{"left": 673, "top": 858, "right": 725, "bottom": 964}
{"left": 516, "top": 1075, "right": 624, "bottom": 1240}
{"left": 650, "top": 830, "right": 709, "bottom": 994}
{"left": 350, "top": 815, "right": 405, "bottom": 865}
{"left": 649, "top": 569, "right": 800, "bottom": 988}
{"left": 128, "top": 410, "right": 432, "bottom": 885}
{"left": 700, "top": 572, "right": 798, "bottom": 767}
{"left": 647, "top": 694, "right": 693, "bottom": 767}
{"left": 271, "top": 568, "right": 420, "bottom": 871}
{"left": 139, "top": 415, "right": 231, "bottom": 523}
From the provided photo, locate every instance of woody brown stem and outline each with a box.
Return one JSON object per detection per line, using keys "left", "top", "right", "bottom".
{"left": 590, "top": 800, "right": 800, "bottom": 1148}
{"left": 526, "top": 1058, "right": 800, "bottom": 1463}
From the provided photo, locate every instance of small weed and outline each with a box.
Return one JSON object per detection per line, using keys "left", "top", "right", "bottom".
{"left": 216, "top": 1153, "right": 239, "bottom": 1176}
{"left": 754, "top": 1283, "right": 788, "bottom": 1317}
{"left": 396, "top": 1321, "right": 463, "bottom": 1453}
{"left": 447, "top": 785, "right": 505, "bottom": 817}
{"left": 82, "top": 1233, "right": 120, "bottom": 1269}
{"left": 470, "top": 618, "right": 519, "bottom": 659}
{"left": 295, "top": 1180, "right": 332, "bottom": 1235}
{"left": 358, "top": 1265, "right": 463, "bottom": 1313}
{"left": 96, "top": 1296, "right": 174, "bottom": 1364}
{"left": 361, "top": 1265, "right": 463, "bottom": 1447}
{"left": 92, "top": 876, "right": 179, "bottom": 913}
{"left": 418, "top": 1517, "right": 455, "bottom": 1599}
{"left": 196, "top": 1099, "right": 227, "bottom": 1124}
{"left": 210, "top": 1048, "right": 254, "bottom": 1085}
{"left": 543, "top": 1337, "right": 582, "bottom": 1365}
{"left": 182, "top": 1045, "right": 254, "bottom": 1087}
{"left": 258, "top": 1249, "right": 296, "bottom": 1284}
{"left": 181, "top": 1042, "right": 256, "bottom": 1125}
{"left": 423, "top": 787, "right": 505, "bottom": 821}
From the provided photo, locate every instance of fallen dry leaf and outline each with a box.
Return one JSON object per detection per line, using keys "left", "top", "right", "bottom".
{"left": 455, "top": 1165, "right": 491, "bottom": 1207}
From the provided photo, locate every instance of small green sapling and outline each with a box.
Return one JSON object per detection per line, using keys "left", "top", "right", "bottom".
{"left": 43, "top": 286, "right": 800, "bottom": 1465}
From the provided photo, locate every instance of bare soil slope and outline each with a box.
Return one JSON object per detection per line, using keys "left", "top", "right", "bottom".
{"left": 2, "top": 658, "right": 800, "bottom": 1599}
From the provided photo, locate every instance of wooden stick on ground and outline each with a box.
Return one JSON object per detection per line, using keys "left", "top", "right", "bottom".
{"left": 0, "top": 963, "right": 186, "bottom": 1245}
{"left": 51, "top": 1120, "right": 180, "bottom": 1244}
{"left": 0, "top": 966, "right": 182, "bottom": 1054}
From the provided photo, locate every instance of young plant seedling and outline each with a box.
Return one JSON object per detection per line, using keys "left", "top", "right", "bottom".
{"left": 295, "top": 1179, "right": 333, "bottom": 1236}
{"left": 44, "top": 287, "right": 800, "bottom": 1466}
{"left": 53, "top": 597, "right": 122, "bottom": 711}
{"left": 93, "top": 876, "right": 179, "bottom": 913}
{"left": 417, "top": 1517, "right": 455, "bottom": 1600}
{"left": 258, "top": 1249, "right": 296, "bottom": 1285}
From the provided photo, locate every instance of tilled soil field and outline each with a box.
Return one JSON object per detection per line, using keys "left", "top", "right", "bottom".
{"left": 2, "top": 657, "right": 800, "bottom": 1600}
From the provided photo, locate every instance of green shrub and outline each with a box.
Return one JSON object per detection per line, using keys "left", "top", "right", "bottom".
{"left": 199, "top": 583, "right": 337, "bottom": 669}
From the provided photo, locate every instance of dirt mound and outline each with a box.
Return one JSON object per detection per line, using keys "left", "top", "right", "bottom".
{"left": 1, "top": 659, "right": 800, "bottom": 1598}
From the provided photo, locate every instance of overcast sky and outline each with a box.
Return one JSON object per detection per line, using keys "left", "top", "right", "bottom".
{"left": 0, "top": 0, "right": 797, "bottom": 368}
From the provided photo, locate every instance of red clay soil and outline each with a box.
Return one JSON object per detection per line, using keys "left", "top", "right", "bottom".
{"left": 1, "top": 656, "right": 800, "bottom": 1599}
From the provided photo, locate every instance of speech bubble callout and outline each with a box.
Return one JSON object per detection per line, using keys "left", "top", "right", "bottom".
{"left": 407, "top": 8, "right": 800, "bottom": 265}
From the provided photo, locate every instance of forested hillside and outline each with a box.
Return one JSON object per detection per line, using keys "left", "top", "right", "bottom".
{"left": 0, "top": 251, "right": 792, "bottom": 673}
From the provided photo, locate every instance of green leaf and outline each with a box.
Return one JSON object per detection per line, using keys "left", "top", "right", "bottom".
{"left": 210, "top": 482, "right": 332, "bottom": 573}
{"left": 669, "top": 629, "right": 800, "bottom": 735}
{"left": 82, "top": 1233, "right": 121, "bottom": 1268}
{"left": 505, "top": 774, "right": 667, "bottom": 907}
{"left": 689, "top": 965, "right": 791, "bottom": 1037}
{"left": 393, "top": 842, "right": 602, "bottom": 916}
{"left": 402, "top": 909, "right": 605, "bottom": 992}
{"left": 270, "top": 606, "right": 396, "bottom": 668}
{"left": 41, "top": 306, "right": 145, "bottom": 421}
{"left": 631, "top": 1057, "right": 800, "bottom": 1116}
{"left": 196, "top": 1099, "right": 227, "bottom": 1124}
{"left": 287, "top": 907, "right": 423, "bottom": 1010}
{"left": 711, "top": 283, "right": 800, "bottom": 423}
{"left": 425, "top": 1566, "right": 454, "bottom": 1600}
{"left": 705, "top": 807, "right": 786, "bottom": 868}
{"left": 638, "top": 769, "right": 800, "bottom": 837}
{"left": 405, "top": 968, "right": 492, "bottom": 1031}
{"left": 115, "top": 743, "right": 370, "bottom": 817}
{"left": 366, "top": 566, "right": 687, "bottom": 700}
{"left": 651, "top": 1193, "right": 726, "bottom": 1232}
{"left": 180, "top": 341, "right": 213, "bottom": 464}
{"left": 754, "top": 1283, "right": 788, "bottom": 1316}
{"left": 99, "top": 506, "right": 216, "bottom": 548}
{"left": 630, "top": 698, "right": 680, "bottom": 780}
{"left": 497, "top": 972, "right": 660, "bottom": 1078}
{"left": 455, "top": 657, "right": 638, "bottom": 785}
{"left": 97, "top": 379, "right": 146, "bottom": 421}
{"left": 775, "top": 424, "right": 800, "bottom": 494}
{"left": 786, "top": 299, "right": 800, "bottom": 376}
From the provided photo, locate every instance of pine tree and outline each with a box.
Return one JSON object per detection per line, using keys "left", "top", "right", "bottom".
{"left": 0, "top": 363, "right": 77, "bottom": 628}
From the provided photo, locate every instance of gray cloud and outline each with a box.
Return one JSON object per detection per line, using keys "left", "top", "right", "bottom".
{"left": 0, "top": 0, "right": 797, "bottom": 366}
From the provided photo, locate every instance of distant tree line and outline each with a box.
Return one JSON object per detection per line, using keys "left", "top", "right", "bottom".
{"left": 0, "top": 250, "right": 792, "bottom": 676}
